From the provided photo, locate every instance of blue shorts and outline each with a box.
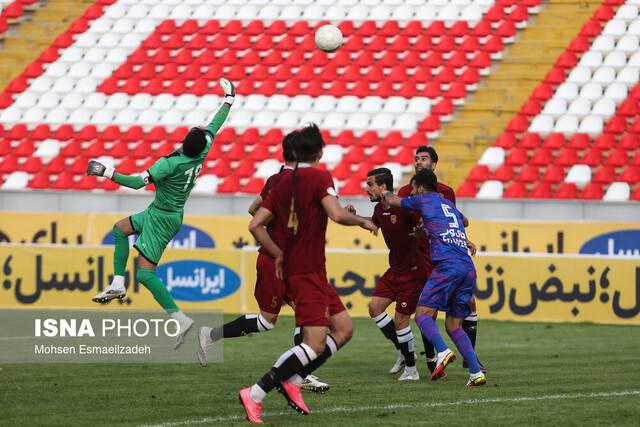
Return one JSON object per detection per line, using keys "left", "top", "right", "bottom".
{"left": 418, "top": 258, "right": 476, "bottom": 318}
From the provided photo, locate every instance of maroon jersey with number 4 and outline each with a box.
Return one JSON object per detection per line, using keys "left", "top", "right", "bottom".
{"left": 372, "top": 204, "right": 427, "bottom": 274}
{"left": 257, "top": 168, "right": 292, "bottom": 257}
{"left": 261, "top": 165, "right": 336, "bottom": 278}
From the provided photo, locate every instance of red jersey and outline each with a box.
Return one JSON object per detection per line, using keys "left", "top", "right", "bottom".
{"left": 257, "top": 167, "right": 292, "bottom": 257}
{"left": 398, "top": 181, "right": 457, "bottom": 268}
{"left": 262, "top": 165, "right": 336, "bottom": 278}
{"left": 372, "top": 203, "right": 428, "bottom": 275}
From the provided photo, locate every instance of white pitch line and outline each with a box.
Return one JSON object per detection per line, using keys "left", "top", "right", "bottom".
{"left": 141, "top": 390, "right": 640, "bottom": 427}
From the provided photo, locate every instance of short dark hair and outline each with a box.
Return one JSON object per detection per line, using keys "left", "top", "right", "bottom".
{"left": 415, "top": 145, "right": 438, "bottom": 164}
{"left": 367, "top": 167, "right": 393, "bottom": 192}
{"left": 413, "top": 169, "right": 438, "bottom": 192}
{"left": 293, "top": 123, "right": 324, "bottom": 162}
{"left": 182, "top": 127, "right": 207, "bottom": 158}
{"left": 282, "top": 131, "right": 297, "bottom": 163}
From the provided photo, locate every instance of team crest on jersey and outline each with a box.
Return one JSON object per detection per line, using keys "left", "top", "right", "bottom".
{"left": 390, "top": 215, "right": 397, "bottom": 224}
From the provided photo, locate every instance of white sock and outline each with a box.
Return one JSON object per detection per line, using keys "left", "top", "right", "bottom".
{"left": 170, "top": 310, "right": 189, "bottom": 324}
{"left": 289, "top": 374, "right": 304, "bottom": 387}
{"left": 110, "top": 275, "right": 125, "bottom": 288}
{"left": 405, "top": 365, "right": 417, "bottom": 373}
{"left": 249, "top": 384, "right": 267, "bottom": 402}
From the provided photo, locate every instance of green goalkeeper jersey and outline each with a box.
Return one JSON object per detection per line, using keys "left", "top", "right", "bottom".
{"left": 138, "top": 106, "right": 229, "bottom": 212}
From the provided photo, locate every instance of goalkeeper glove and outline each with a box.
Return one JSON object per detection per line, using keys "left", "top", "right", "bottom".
{"left": 220, "top": 78, "right": 235, "bottom": 105}
{"left": 87, "top": 159, "right": 115, "bottom": 179}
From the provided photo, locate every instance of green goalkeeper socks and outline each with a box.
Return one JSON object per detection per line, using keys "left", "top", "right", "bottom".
{"left": 113, "top": 225, "right": 129, "bottom": 276}
{"left": 136, "top": 268, "right": 179, "bottom": 312}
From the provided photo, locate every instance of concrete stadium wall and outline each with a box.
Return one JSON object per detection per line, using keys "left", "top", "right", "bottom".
{"left": 1, "top": 190, "right": 639, "bottom": 221}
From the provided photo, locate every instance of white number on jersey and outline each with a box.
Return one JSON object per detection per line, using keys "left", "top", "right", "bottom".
{"left": 182, "top": 164, "right": 203, "bottom": 191}
{"left": 441, "top": 204, "right": 459, "bottom": 228}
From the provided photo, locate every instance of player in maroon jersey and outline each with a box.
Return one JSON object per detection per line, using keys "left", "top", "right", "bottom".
{"left": 196, "top": 131, "right": 330, "bottom": 392}
{"left": 399, "top": 146, "right": 486, "bottom": 374}
{"left": 346, "top": 168, "right": 429, "bottom": 381}
{"left": 239, "top": 124, "right": 378, "bottom": 423}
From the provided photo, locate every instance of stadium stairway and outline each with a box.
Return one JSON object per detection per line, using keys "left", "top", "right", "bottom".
{"left": 434, "top": 0, "right": 604, "bottom": 190}
{"left": 0, "top": 0, "right": 89, "bottom": 92}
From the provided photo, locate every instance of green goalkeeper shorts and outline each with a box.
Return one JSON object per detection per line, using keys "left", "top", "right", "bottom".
{"left": 130, "top": 205, "right": 183, "bottom": 265}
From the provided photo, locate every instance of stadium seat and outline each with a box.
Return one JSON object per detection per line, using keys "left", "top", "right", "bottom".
{"left": 518, "top": 133, "right": 541, "bottom": 149}
{"left": 541, "top": 165, "right": 565, "bottom": 184}
{"left": 603, "top": 182, "right": 630, "bottom": 201}
{"left": 467, "top": 165, "right": 490, "bottom": 182}
{"left": 592, "top": 165, "right": 617, "bottom": 184}
{"left": 565, "top": 164, "right": 592, "bottom": 187}
{"left": 27, "top": 172, "right": 51, "bottom": 189}
{"left": 631, "top": 185, "right": 640, "bottom": 201}
{"left": 216, "top": 175, "right": 241, "bottom": 193}
{"left": 567, "top": 133, "right": 591, "bottom": 150}
{"left": 619, "top": 133, "right": 640, "bottom": 150}
{"left": 593, "top": 133, "right": 617, "bottom": 150}
{"left": 339, "top": 177, "right": 365, "bottom": 196}
{"left": 2, "top": 171, "right": 30, "bottom": 190}
{"left": 554, "top": 182, "right": 578, "bottom": 199}
{"left": 494, "top": 133, "right": 517, "bottom": 149}
{"left": 504, "top": 147, "right": 529, "bottom": 167}
{"left": 491, "top": 164, "right": 514, "bottom": 182}
{"left": 529, "top": 147, "right": 554, "bottom": 167}
{"left": 579, "top": 147, "right": 604, "bottom": 167}
{"left": 515, "top": 165, "right": 540, "bottom": 183}
{"left": 604, "top": 148, "right": 629, "bottom": 167}
{"left": 478, "top": 147, "right": 505, "bottom": 170}
{"left": 618, "top": 165, "right": 640, "bottom": 184}
{"left": 529, "top": 182, "right": 553, "bottom": 198}
{"left": 476, "top": 180, "right": 503, "bottom": 199}
{"left": 456, "top": 181, "right": 478, "bottom": 198}
{"left": 579, "top": 183, "right": 604, "bottom": 200}
{"left": 503, "top": 181, "right": 527, "bottom": 198}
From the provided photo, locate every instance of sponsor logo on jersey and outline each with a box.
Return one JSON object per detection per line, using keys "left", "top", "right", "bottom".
{"left": 157, "top": 260, "right": 241, "bottom": 302}
{"left": 102, "top": 224, "right": 215, "bottom": 249}
{"left": 579, "top": 230, "right": 640, "bottom": 257}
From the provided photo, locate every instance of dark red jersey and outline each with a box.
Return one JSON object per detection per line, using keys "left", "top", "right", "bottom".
{"left": 262, "top": 165, "right": 335, "bottom": 278}
{"left": 398, "top": 181, "right": 458, "bottom": 269}
{"left": 372, "top": 203, "right": 427, "bottom": 275}
{"left": 257, "top": 167, "right": 292, "bottom": 257}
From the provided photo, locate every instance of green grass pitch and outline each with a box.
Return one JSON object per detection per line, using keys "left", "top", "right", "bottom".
{"left": 1, "top": 314, "right": 639, "bottom": 426}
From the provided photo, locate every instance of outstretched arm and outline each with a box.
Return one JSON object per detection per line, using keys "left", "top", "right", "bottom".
{"left": 381, "top": 190, "right": 403, "bottom": 208}
{"left": 321, "top": 196, "right": 378, "bottom": 234}
{"left": 86, "top": 160, "right": 146, "bottom": 190}
{"left": 203, "top": 78, "right": 235, "bottom": 140}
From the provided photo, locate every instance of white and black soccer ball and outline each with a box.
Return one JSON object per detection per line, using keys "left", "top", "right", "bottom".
{"left": 315, "top": 24, "right": 343, "bottom": 53}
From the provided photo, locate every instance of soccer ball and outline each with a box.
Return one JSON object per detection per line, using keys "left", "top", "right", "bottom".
{"left": 315, "top": 25, "right": 343, "bottom": 53}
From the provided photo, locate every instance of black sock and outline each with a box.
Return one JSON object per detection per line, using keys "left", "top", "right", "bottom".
{"left": 258, "top": 345, "right": 314, "bottom": 394}
{"left": 209, "top": 315, "right": 260, "bottom": 341}
{"left": 373, "top": 313, "right": 400, "bottom": 349}
{"left": 397, "top": 327, "right": 415, "bottom": 367}
{"left": 462, "top": 319, "right": 477, "bottom": 348}
{"left": 423, "top": 334, "right": 435, "bottom": 359}
{"left": 301, "top": 335, "right": 338, "bottom": 377}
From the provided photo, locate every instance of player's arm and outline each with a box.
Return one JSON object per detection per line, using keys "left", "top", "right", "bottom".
{"left": 380, "top": 190, "right": 403, "bottom": 208}
{"left": 462, "top": 215, "right": 469, "bottom": 227}
{"left": 86, "top": 160, "right": 147, "bottom": 190}
{"left": 203, "top": 78, "right": 235, "bottom": 143}
{"left": 248, "top": 207, "right": 284, "bottom": 278}
{"left": 248, "top": 195, "right": 263, "bottom": 217}
{"left": 344, "top": 204, "right": 373, "bottom": 226}
{"left": 321, "top": 196, "right": 378, "bottom": 234}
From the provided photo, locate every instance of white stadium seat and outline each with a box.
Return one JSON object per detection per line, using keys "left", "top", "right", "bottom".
{"left": 591, "top": 98, "right": 616, "bottom": 119}
{"left": 346, "top": 5, "right": 368, "bottom": 21}
{"left": 345, "top": 113, "right": 371, "bottom": 131}
{"left": 542, "top": 99, "right": 567, "bottom": 118}
{"left": 103, "top": 2, "right": 127, "bottom": 19}
{"left": 152, "top": 93, "right": 175, "bottom": 110}
{"left": 476, "top": 180, "right": 503, "bottom": 199}
{"left": 127, "top": 4, "right": 149, "bottom": 19}
{"left": 51, "top": 78, "right": 75, "bottom": 93}
{"left": 415, "top": 5, "right": 438, "bottom": 20}
{"left": 616, "top": 66, "right": 639, "bottom": 88}
{"left": 326, "top": 5, "right": 348, "bottom": 21}
{"left": 89, "top": 18, "right": 113, "bottom": 35}
{"left": 567, "top": 67, "right": 591, "bottom": 85}
{"left": 615, "top": 4, "right": 638, "bottom": 22}
{"left": 130, "top": 93, "right": 153, "bottom": 111}
{"left": 361, "top": 97, "right": 384, "bottom": 114}
{"left": 602, "top": 19, "right": 627, "bottom": 38}
{"left": 478, "top": 147, "right": 505, "bottom": 170}
{"left": 92, "top": 108, "right": 116, "bottom": 126}
{"left": 592, "top": 67, "right": 616, "bottom": 85}
{"left": 15, "top": 92, "right": 38, "bottom": 109}
{"left": 579, "top": 82, "right": 603, "bottom": 102}
{"left": 529, "top": 114, "right": 554, "bottom": 135}
{"left": 58, "top": 47, "right": 83, "bottom": 63}
{"left": 591, "top": 35, "right": 615, "bottom": 53}
{"left": 24, "top": 107, "right": 46, "bottom": 124}
{"left": 603, "top": 182, "right": 631, "bottom": 201}
{"left": 47, "top": 108, "right": 70, "bottom": 125}
{"left": 46, "top": 62, "right": 69, "bottom": 78}
{"left": 300, "top": 111, "right": 324, "bottom": 127}
{"left": 192, "top": 175, "right": 219, "bottom": 195}
{"left": 275, "top": 111, "right": 300, "bottom": 128}
{"left": 407, "top": 97, "right": 431, "bottom": 114}
{"left": 554, "top": 82, "right": 579, "bottom": 101}
{"left": 394, "top": 114, "right": 418, "bottom": 132}
{"left": 266, "top": 94, "right": 291, "bottom": 112}
{"left": 84, "top": 92, "right": 108, "bottom": 110}
{"left": 34, "top": 139, "right": 61, "bottom": 159}
{"left": 84, "top": 47, "right": 107, "bottom": 64}
{"left": 112, "top": 18, "right": 135, "bottom": 33}
{"left": 370, "top": 113, "right": 394, "bottom": 131}
{"left": 114, "top": 109, "right": 138, "bottom": 126}
{"left": 383, "top": 97, "right": 408, "bottom": 114}
{"left": 175, "top": 95, "right": 198, "bottom": 112}
{"left": 242, "top": 95, "right": 267, "bottom": 112}
{"left": 627, "top": 50, "right": 640, "bottom": 67}
{"left": 289, "top": 95, "right": 314, "bottom": 112}
{"left": 603, "top": 82, "right": 628, "bottom": 103}
{"left": 39, "top": 92, "right": 61, "bottom": 110}
{"left": 69, "top": 62, "right": 91, "bottom": 79}
{"left": 61, "top": 92, "right": 84, "bottom": 110}
{"left": 392, "top": 5, "right": 415, "bottom": 21}
{"left": 198, "top": 95, "right": 222, "bottom": 113}
{"left": 565, "top": 164, "right": 591, "bottom": 188}
{"left": 578, "top": 115, "right": 604, "bottom": 137}
{"left": 184, "top": 110, "right": 208, "bottom": 126}
{"left": 30, "top": 76, "right": 53, "bottom": 93}
{"left": 149, "top": 4, "right": 172, "bottom": 19}
{"left": 252, "top": 111, "right": 277, "bottom": 130}
{"left": 106, "top": 93, "right": 129, "bottom": 111}
{"left": 104, "top": 48, "right": 129, "bottom": 64}
{"left": 321, "top": 112, "right": 347, "bottom": 131}
{"left": 2, "top": 172, "right": 30, "bottom": 190}
{"left": 627, "top": 18, "right": 640, "bottom": 36}
{"left": 321, "top": 144, "right": 344, "bottom": 165}
{"left": 68, "top": 108, "right": 91, "bottom": 125}
{"left": 602, "top": 50, "right": 627, "bottom": 70}
{"left": 578, "top": 51, "right": 603, "bottom": 70}
{"left": 616, "top": 35, "right": 639, "bottom": 54}
{"left": 160, "top": 110, "right": 184, "bottom": 127}
{"left": 566, "top": 98, "right": 591, "bottom": 118}
{"left": 138, "top": 109, "right": 161, "bottom": 126}
{"left": 255, "top": 160, "right": 282, "bottom": 179}
{"left": 0, "top": 106, "right": 23, "bottom": 123}
{"left": 134, "top": 18, "right": 158, "bottom": 33}
{"left": 554, "top": 115, "right": 579, "bottom": 134}
{"left": 335, "top": 96, "right": 360, "bottom": 113}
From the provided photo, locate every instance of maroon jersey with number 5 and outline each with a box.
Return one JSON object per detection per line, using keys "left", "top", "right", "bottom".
{"left": 261, "top": 165, "right": 336, "bottom": 278}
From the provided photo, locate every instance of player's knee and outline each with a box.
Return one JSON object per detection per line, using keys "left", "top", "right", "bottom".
{"left": 136, "top": 268, "right": 154, "bottom": 286}
{"left": 259, "top": 312, "right": 278, "bottom": 327}
{"left": 368, "top": 305, "right": 381, "bottom": 318}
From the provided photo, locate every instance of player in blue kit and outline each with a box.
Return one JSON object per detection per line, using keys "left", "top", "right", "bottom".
{"left": 382, "top": 169, "right": 486, "bottom": 387}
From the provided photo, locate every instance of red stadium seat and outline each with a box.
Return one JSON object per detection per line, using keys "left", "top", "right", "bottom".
{"left": 543, "top": 67, "right": 566, "bottom": 85}
{"left": 554, "top": 183, "right": 578, "bottom": 199}
{"left": 381, "top": 131, "right": 403, "bottom": 148}
{"left": 368, "top": 146, "right": 389, "bottom": 164}
{"left": 331, "top": 162, "right": 352, "bottom": 181}
{"left": 516, "top": 165, "right": 540, "bottom": 183}
{"left": 503, "top": 181, "right": 528, "bottom": 198}
{"left": 592, "top": 165, "right": 617, "bottom": 184}
{"left": 115, "top": 158, "right": 137, "bottom": 175}
{"left": 392, "top": 146, "right": 415, "bottom": 165}
{"left": 491, "top": 165, "right": 514, "bottom": 182}
{"left": 531, "top": 83, "right": 554, "bottom": 101}
{"left": 519, "top": 99, "right": 542, "bottom": 116}
{"left": 51, "top": 172, "right": 75, "bottom": 189}
{"left": 216, "top": 175, "right": 241, "bottom": 193}
{"left": 457, "top": 181, "right": 478, "bottom": 198}
{"left": 406, "top": 132, "right": 427, "bottom": 148}
{"left": 593, "top": 133, "right": 616, "bottom": 151}
{"left": 334, "top": 131, "right": 355, "bottom": 148}
{"left": 263, "top": 129, "right": 284, "bottom": 146}
{"left": 27, "top": 172, "right": 51, "bottom": 189}
{"left": 618, "top": 166, "right": 640, "bottom": 184}
{"left": 60, "top": 139, "right": 82, "bottom": 158}
{"left": 238, "top": 128, "right": 260, "bottom": 145}
{"left": 77, "top": 125, "right": 98, "bottom": 142}
{"left": 356, "top": 131, "right": 379, "bottom": 148}
{"left": 619, "top": 133, "right": 640, "bottom": 151}
{"left": 631, "top": 185, "right": 640, "bottom": 201}
{"left": 467, "top": 165, "right": 490, "bottom": 183}
{"left": 84, "top": 141, "right": 105, "bottom": 158}
{"left": 542, "top": 133, "right": 566, "bottom": 150}
{"left": 0, "top": 156, "right": 19, "bottom": 174}
{"left": 617, "top": 98, "right": 639, "bottom": 117}
{"left": 44, "top": 156, "right": 67, "bottom": 174}
{"left": 6, "top": 124, "right": 27, "bottom": 140}
{"left": 504, "top": 147, "right": 529, "bottom": 166}
{"left": 555, "top": 148, "right": 579, "bottom": 167}
{"left": 130, "top": 142, "right": 152, "bottom": 159}
{"left": 13, "top": 140, "right": 35, "bottom": 157}
{"left": 604, "top": 116, "right": 627, "bottom": 135}
{"left": 107, "top": 142, "right": 130, "bottom": 159}
{"left": 529, "top": 182, "right": 553, "bottom": 199}
{"left": 579, "top": 183, "right": 603, "bottom": 200}
{"left": 555, "top": 51, "right": 578, "bottom": 69}
{"left": 343, "top": 146, "right": 365, "bottom": 164}
{"left": 74, "top": 175, "right": 98, "bottom": 190}
{"left": 242, "top": 177, "right": 265, "bottom": 194}
{"left": 224, "top": 144, "right": 246, "bottom": 162}
{"left": 53, "top": 125, "right": 75, "bottom": 142}
{"left": 579, "top": 147, "right": 603, "bottom": 167}
{"left": 580, "top": 19, "right": 602, "bottom": 38}
{"left": 30, "top": 124, "right": 51, "bottom": 141}
{"left": 19, "top": 156, "right": 42, "bottom": 173}
{"left": 541, "top": 165, "right": 565, "bottom": 184}
{"left": 235, "top": 159, "right": 256, "bottom": 178}
{"left": 339, "top": 177, "right": 365, "bottom": 196}
{"left": 505, "top": 116, "right": 529, "bottom": 133}
{"left": 604, "top": 148, "right": 629, "bottom": 167}
{"left": 567, "top": 133, "right": 591, "bottom": 150}
{"left": 68, "top": 157, "right": 89, "bottom": 174}
{"left": 494, "top": 133, "right": 517, "bottom": 149}
{"left": 518, "top": 133, "right": 541, "bottom": 149}
{"left": 211, "top": 159, "right": 232, "bottom": 177}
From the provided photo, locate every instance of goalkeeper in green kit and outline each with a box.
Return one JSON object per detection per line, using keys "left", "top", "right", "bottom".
{"left": 86, "top": 78, "right": 235, "bottom": 349}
